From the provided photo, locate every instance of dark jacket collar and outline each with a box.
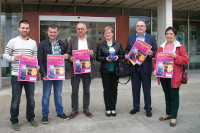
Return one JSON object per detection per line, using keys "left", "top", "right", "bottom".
{"left": 102, "top": 40, "right": 107, "bottom": 46}
{"left": 102, "top": 40, "right": 117, "bottom": 47}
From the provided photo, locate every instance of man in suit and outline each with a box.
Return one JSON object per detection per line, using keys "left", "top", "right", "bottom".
{"left": 67, "top": 22, "right": 97, "bottom": 118}
{"left": 125, "top": 21, "right": 157, "bottom": 117}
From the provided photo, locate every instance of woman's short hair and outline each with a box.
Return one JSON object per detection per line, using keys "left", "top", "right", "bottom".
{"left": 103, "top": 26, "right": 114, "bottom": 34}
{"left": 165, "top": 26, "right": 177, "bottom": 36}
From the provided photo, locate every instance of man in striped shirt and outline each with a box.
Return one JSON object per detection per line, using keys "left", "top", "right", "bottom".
{"left": 3, "top": 20, "right": 38, "bottom": 131}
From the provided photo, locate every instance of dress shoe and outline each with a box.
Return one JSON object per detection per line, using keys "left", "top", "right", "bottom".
{"left": 159, "top": 116, "right": 171, "bottom": 121}
{"left": 170, "top": 122, "right": 176, "bottom": 127}
{"left": 130, "top": 109, "right": 139, "bottom": 114}
{"left": 83, "top": 109, "right": 93, "bottom": 118}
{"left": 170, "top": 119, "right": 176, "bottom": 127}
{"left": 146, "top": 110, "right": 152, "bottom": 117}
{"left": 69, "top": 110, "right": 79, "bottom": 119}
{"left": 106, "top": 111, "right": 112, "bottom": 117}
{"left": 111, "top": 110, "right": 117, "bottom": 117}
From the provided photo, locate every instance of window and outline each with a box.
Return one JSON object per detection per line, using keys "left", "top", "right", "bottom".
{"left": 1, "top": 14, "right": 21, "bottom": 77}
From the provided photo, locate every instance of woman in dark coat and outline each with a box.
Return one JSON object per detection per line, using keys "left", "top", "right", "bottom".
{"left": 96, "top": 26, "right": 124, "bottom": 117}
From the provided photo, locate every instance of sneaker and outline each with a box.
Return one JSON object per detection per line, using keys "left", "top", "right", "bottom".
{"left": 12, "top": 123, "right": 20, "bottom": 131}
{"left": 83, "top": 109, "right": 93, "bottom": 118}
{"left": 69, "top": 110, "right": 79, "bottom": 119}
{"left": 42, "top": 116, "right": 48, "bottom": 124}
{"left": 29, "top": 120, "right": 38, "bottom": 127}
{"left": 57, "top": 113, "right": 69, "bottom": 120}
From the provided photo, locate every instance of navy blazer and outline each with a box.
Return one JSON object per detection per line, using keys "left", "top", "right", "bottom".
{"left": 125, "top": 33, "right": 157, "bottom": 74}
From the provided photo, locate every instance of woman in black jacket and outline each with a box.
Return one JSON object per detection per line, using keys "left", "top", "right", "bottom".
{"left": 96, "top": 26, "right": 124, "bottom": 117}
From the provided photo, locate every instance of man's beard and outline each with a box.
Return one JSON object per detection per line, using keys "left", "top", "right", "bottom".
{"left": 21, "top": 32, "right": 28, "bottom": 37}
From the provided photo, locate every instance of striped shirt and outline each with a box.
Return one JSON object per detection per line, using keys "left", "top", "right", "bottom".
{"left": 3, "top": 36, "right": 37, "bottom": 76}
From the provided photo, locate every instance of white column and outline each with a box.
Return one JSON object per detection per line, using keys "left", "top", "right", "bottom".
{"left": 157, "top": 0, "right": 173, "bottom": 45}
{"left": 0, "top": 0, "right": 2, "bottom": 89}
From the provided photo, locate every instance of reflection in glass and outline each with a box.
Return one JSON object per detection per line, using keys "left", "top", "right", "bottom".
{"left": 1, "top": 14, "right": 21, "bottom": 77}
{"left": 152, "top": 19, "right": 158, "bottom": 41}
{"left": 189, "top": 53, "right": 200, "bottom": 69}
{"left": 173, "top": 20, "right": 188, "bottom": 50}
{"left": 189, "top": 21, "right": 200, "bottom": 69}
{"left": 189, "top": 21, "right": 200, "bottom": 53}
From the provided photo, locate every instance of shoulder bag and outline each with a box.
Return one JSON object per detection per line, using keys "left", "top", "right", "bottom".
{"left": 178, "top": 47, "right": 188, "bottom": 84}
{"left": 115, "top": 59, "right": 133, "bottom": 85}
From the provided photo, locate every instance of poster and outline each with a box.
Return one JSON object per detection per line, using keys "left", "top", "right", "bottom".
{"left": 156, "top": 52, "right": 174, "bottom": 78}
{"left": 18, "top": 54, "right": 38, "bottom": 81}
{"left": 47, "top": 55, "right": 65, "bottom": 80}
{"left": 128, "top": 39, "right": 152, "bottom": 65}
{"left": 73, "top": 49, "right": 91, "bottom": 74}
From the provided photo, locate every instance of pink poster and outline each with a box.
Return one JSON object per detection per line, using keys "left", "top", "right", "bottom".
{"left": 73, "top": 49, "right": 91, "bottom": 74}
{"left": 47, "top": 55, "right": 65, "bottom": 80}
{"left": 18, "top": 54, "right": 38, "bottom": 82}
{"left": 129, "top": 39, "right": 152, "bottom": 65}
{"left": 156, "top": 52, "right": 174, "bottom": 78}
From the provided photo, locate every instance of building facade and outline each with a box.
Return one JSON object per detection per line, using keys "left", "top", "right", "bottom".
{"left": 1, "top": 0, "right": 200, "bottom": 86}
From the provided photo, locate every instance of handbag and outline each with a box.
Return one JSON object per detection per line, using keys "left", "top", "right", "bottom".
{"left": 178, "top": 47, "right": 188, "bottom": 84}
{"left": 115, "top": 59, "right": 133, "bottom": 84}
{"left": 181, "top": 67, "right": 188, "bottom": 84}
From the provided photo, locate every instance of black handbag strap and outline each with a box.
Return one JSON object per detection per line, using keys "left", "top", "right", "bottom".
{"left": 178, "top": 47, "right": 185, "bottom": 72}
{"left": 117, "top": 76, "right": 131, "bottom": 85}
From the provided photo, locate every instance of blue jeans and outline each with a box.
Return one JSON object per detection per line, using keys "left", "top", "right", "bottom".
{"left": 10, "top": 76, "right": 35, "bottom": 124}
{"left": 42, "top": 80, "right": 64, "bottom": 116}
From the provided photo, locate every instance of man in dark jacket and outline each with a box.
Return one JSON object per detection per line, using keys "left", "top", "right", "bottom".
{"left": 67, "top": 22, "right": 96, "bottom": 119}
{"left": 38, "top": 24, "right": 69, "bottom": 124}
{"left": 125, "top": 21, "right": 157, "bottom": 117}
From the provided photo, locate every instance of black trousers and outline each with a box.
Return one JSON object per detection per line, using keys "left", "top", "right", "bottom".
{"left": 101, "top": 73, "right": 118, "bottom": 111}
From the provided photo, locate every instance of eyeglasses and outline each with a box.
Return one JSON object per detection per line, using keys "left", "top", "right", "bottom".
{"left": 77, "top": 28, "right": 85, "bottom": 31}
{"left": 136, "top": 25, "right": 146, "bottom": 28}
{"left": 104, "top": 32, "right": 113, "bottom": 35}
